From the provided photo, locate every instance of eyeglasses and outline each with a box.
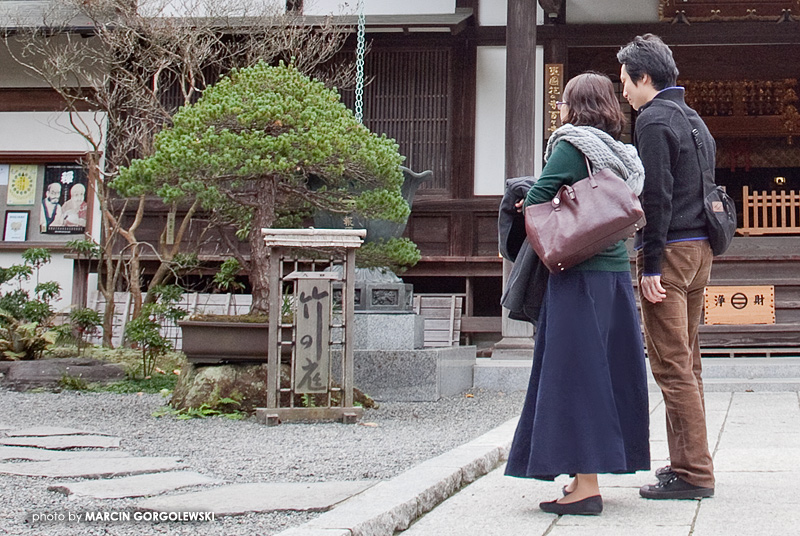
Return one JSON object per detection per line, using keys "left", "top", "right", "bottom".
{"left": 556, "top": 101, "right": 568, "bottom": 110}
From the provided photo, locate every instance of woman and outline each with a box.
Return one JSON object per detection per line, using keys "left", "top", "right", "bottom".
{"left": 505, "top": 72, "right": 651, "bottom": 515}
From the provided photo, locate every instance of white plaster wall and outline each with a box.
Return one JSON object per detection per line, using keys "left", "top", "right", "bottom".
{"left": 474, "top": 46, "right": 545, "bottom": 196}
{"left": 0, "top": 35, "right": 104, "bottom": 89}
{"left": 0, "top": 111, "right": 106, "bottom": 306}
{"left": 479, "top": 0, "right": 545, "bottom": 26}
{"left": 0, "top": 252, "right": 75, "bottom": 313}
{"left": 566, "top": 0, "right": 659, "bottom": 23}
{"left": 0, "top": 110, "right": 108, "bottom": 241}
{"left": 474, "top": 47, "right": 506, "bottom": 196}
{"left": 305, "top": 0, "right": 455, "bottom": 16}
{"left": 0, "top": 111, "right": 106, "bottom": 155}
{"left": 138, "top": 0, "right": 284, "bottom": 17}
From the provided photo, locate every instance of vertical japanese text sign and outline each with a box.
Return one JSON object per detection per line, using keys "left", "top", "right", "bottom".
{"left": 545, "top": 64, "right": 563, "bottom": 138}
{"left": 294, "top": 276, "right": 332, "bottom": 394}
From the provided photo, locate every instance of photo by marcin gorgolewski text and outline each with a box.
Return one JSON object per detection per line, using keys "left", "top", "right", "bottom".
{"left": 27, "top": 509, "right": 216, "bottom": 525}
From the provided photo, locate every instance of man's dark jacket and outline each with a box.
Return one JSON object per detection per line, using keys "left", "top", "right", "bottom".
{"left": 498, "top": 176, "right": 549, "bottom": 324}
{"left": 634, "top": 87, "right": 715, "bottom": 275}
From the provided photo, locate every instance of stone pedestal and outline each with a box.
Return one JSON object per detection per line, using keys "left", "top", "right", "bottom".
{"left": 493, "top": 259, "right": 535, "bottom": 359}
{"left": 353, "top": 346, "right": 476, "bottom": 402}
{"left": 354, "top": 312, "right": 424, "bottom": 350}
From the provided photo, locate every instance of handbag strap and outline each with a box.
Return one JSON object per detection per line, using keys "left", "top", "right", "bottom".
{"left": 582, "top": 156, "right": 599, "bottom": 189}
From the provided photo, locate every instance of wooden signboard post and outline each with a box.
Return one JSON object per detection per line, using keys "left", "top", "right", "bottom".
{"left": 704, "top": 285, "right": 775, "bottom": 325}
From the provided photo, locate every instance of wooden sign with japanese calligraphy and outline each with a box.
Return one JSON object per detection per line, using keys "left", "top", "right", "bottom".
{"left": 545, "top": 64, "right": 563, "bottom": 138}
{"left": 704, "top": 286, "right": 775, "bottom": 325}
{"left": 294, "top": 277, "right": 332, "bottom": 394}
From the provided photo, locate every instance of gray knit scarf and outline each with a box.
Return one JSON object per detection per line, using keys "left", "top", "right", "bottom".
{"left": 545, "top": 124, "right": 644, "bottom": 196}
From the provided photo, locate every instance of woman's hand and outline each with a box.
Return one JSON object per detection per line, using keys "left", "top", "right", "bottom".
{"left": 515, "top": 199, "right": 524, "bottom": 213}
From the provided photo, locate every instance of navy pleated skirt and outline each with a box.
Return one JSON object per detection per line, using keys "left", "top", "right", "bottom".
{"left": 505, "top": 270, "right": 651, "bottom": 481}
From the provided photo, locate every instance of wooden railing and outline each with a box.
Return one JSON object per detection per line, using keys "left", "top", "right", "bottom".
{"left": 739, "top": 186, "right": 800, "bottom": 236}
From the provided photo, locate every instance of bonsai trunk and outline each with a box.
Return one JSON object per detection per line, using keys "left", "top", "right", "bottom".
{"left": 247, "top": 179, "right": 277, "bottom": 316}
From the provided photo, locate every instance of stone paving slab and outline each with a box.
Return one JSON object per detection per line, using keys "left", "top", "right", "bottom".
{"left": 136, "top": 481, "right": 375, "bottom": 516}
{"left": 693, "top": 471, "right": 800, "bottom": 536}
{"left": 402, "top": 465, "right": 698, "bottom": 536}
{"left": 1, "top": 435, "right": 121, "bottom": 450}
{"left": 49, "top": 471, "right": 222, "bottom": 499}
{"left": 5, "top": 426, "right": 114, "bottom": 437}
{"left": 277, "top": 417, "right": 519, "bottom": 536}
{"left": 0, "top": 456, "right": 182, "bottom": 478}
{"left": 0, "top": 446, "right": 131, "bottom": 462}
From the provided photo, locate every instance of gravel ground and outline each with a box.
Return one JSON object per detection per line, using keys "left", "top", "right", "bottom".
{"left": 0, "top": 387, "right": 524, "bottom": 536}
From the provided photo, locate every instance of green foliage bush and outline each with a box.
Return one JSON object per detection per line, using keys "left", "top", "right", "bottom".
{"left": 124, "top": 285, "right": 187, "bottom": 377}
{"left": 0, "top": 249, "right": 61, "bottom": 360}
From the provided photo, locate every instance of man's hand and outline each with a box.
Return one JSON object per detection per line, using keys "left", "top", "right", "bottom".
{"left": 515, "top": 199, "right": 524, "bottom": 213}
{"left": 641, "top": 275, "right": 667, "bottom": 304}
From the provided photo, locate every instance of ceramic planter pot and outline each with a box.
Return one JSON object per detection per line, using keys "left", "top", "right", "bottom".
{"left": 179, "top": 320, "right": 274, "bottom": 364}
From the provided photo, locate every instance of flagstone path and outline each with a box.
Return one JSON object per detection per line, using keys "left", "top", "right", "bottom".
{"left": 0, "top": 425, "right": 375, "bottom": 517}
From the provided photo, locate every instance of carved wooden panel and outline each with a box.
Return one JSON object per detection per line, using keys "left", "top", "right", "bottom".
{"left": 406, "top": 214, "right": 452, "bottom": 256}
{"left": 660, "top": 0, "right": 800, "bottom": 22}
{"left": 475, "top": 214, "right": 501, "bottom": 256}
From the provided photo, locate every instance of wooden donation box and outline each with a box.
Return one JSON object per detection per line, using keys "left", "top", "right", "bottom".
{"left": 704, "top": 286, "right": 775, "bottom": 325}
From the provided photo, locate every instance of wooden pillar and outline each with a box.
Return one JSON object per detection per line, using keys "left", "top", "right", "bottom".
{"left": 495, "top": 0, "right": 537, "bottom": 359}
{"left": 504, "top": 0, "right": 538, "bottom": 179}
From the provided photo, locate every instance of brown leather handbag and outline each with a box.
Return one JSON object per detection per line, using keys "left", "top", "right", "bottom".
{"left": 524, "top": 156, "right": 646, "bottom": 273}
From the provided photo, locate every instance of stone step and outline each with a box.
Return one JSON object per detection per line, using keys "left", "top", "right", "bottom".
{"left": 136, "top": 481, "right": 375, "bottom": 516}
{"left": 474, "top": 357, "right": 800, "bottom": 393}
{"left": 0, "top": 456, "right": 183, "bottom": 478}
{"left": 49, "top": 471, "right": 221, "bottom": 499}
{"left": 0, "top": 446, "right": 131, "bottom": 462}
{"left": 1, "top": 435, "right": 121, "bottom": 450}
{"left": 4, "top": 426, "right": 114, "bottom": 437}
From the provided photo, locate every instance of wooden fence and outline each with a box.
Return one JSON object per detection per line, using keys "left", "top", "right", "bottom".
{"left": 87, "top": 292, "right": 253, "bottom": 349}
{"left": 740, "top": 186, "right": 800, "bottom": 235}
{"left": 88, "top": 291, "right": 465, "bottom": 349}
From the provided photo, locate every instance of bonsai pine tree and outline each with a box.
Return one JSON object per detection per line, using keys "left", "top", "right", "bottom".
{"left": 115, "top": 61, "right": 408, "bottom": 315}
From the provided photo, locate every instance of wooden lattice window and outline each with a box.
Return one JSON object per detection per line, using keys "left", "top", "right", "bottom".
{"left": 342, "top": 47, "right": 453, "bottom": 192}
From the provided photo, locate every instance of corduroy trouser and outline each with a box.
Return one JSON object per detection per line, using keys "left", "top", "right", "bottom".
{"left": 637, "top": 240, "right": 715, "bottom": 489}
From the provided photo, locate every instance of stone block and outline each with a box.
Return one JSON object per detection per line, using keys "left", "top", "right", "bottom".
{"left": 1, "top": 358, "right": 125, "bottom": 390}
{"left": 353, "top": 312, "right": 423, "bottom": 350}
{"left": 353, "top": 346, "right": 475, "bottom": 401}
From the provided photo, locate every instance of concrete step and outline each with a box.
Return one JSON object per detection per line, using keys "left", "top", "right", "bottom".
{"left": 473, "top": 357, "right": 800, "bottom": 393}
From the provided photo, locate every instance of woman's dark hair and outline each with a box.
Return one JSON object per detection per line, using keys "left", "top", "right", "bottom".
{"left": 616, "top": 33, "right": 679, "bottom": 90}
{"left": 562, "top": 72, "right": 626, "bottom": 140}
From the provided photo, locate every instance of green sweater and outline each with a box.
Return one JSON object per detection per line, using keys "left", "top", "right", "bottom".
{"left": 524, "top": 141, "right": 631, "bottom": 272}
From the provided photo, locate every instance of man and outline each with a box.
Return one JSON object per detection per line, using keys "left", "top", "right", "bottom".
{"left": 40, "top": 182, "right": 64, "bottom": 233}
{"left": 617, "top": 34, "right": 715, "bottom": 500}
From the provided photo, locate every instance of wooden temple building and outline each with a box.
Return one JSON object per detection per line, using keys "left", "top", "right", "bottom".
{"left": 2, "top": 0, "right": 800, "bottom": 354}
{"left": 336, "top": 0, "right": 800, "bottom": 353}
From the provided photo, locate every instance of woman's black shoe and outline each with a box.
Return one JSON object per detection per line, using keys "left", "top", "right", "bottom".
{"left": 539, "top": 495, "right": 603, "bottom": 515}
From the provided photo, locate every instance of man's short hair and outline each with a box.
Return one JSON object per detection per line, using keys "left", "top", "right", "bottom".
{"left": 617, "top": 34, "right": 679, "bottom": 91}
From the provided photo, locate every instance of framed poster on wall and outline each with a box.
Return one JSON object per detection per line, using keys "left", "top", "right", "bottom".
{"left": 40, "top": 164, "right": 87, "bottom": 235}
{"left": 4, "top": 211, "right": 29, "bottom": 242}
{"left": 7, "top": 164, "right": 38, "bottom": 206}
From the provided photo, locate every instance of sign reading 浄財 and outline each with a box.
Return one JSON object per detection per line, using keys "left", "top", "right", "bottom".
{"left": 704, "top": 286, "right": 775, "bottom": 325}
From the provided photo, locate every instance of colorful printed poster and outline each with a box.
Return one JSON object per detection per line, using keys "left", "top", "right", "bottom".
{"left": 40, "top": 164, "right": 88, "bottom": 235}
{"left": 7, "top": 164, "right": 38, "bottom": 205}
